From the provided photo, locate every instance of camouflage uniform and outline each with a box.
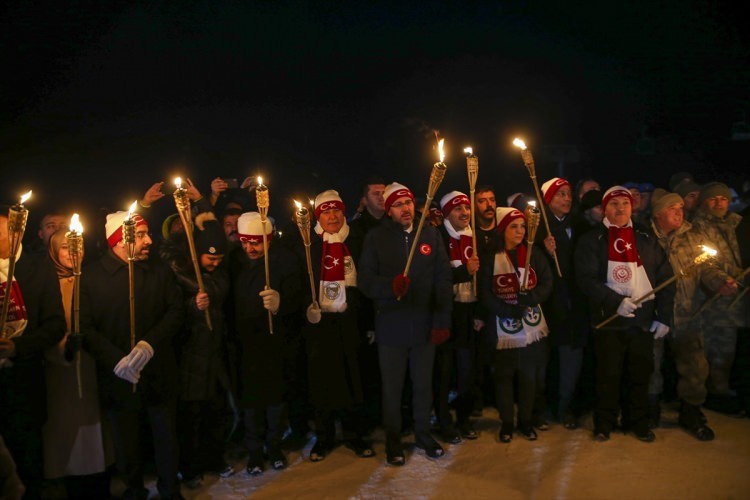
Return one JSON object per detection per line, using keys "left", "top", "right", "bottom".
{"left": 691, "top": 209, "right": 745, "bottom": 396}
{"left": 649, "top": 220, "right": 729, "bottom": 405}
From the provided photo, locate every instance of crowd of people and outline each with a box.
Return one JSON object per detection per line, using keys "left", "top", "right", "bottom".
{"left": 0, "top": 169, "right": 748, "bottom": 499}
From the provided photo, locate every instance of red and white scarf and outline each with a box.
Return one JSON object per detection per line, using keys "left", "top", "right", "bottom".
{"left": 603, "top": 219, "right": 653, "bottom": 301}
{"left": 315, "top": 221, "right": 357, "bottom": 313}
{"left": 1, "top": 245, "right": 29, "bottom": 368}
{"left": 443, "top": 218, "right": 476, "bottom": 303}
{"left": 491, "top": 245, "right": 548, "bottom": 349}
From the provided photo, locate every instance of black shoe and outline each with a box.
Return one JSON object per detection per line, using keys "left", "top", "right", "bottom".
{"left": 562, "top": 413, "right": 578, "bottom": 430}
{"left": 414, "top": 432, "right": 445, "bottom": 459}
{"left": 282, "top": 430, "right": 310, "bottom": 451}
{"left": 208, "top": 462, "right": 235, "bottom": 478}
{"left": 309, "top": 439, "right": 332, "bottom": 462}
{"left": 181, "top": 474, "right": 202, "bottom": 489}
{"left": 345, "top": 438, "right": 376, "bottom": 458}
{"left": 385, "top": 433, "right": 405, "bottom": 466}
{"left": 679, "top": 403, "right": 716, "bottom": 441}
{"left": 246, "top": 452, "right": 265, "bottom": 476}
{"left": 268, "top": 448, "right": 288, "bottom": 470}
{"left": 532, "top": 416, "right": 549, "bottom": 431}
{"left": 519, "top": 426, "right": 538, "bottom": 441}
{"left": 593, "top": 429, "right": 610, "bottom": 442}
{"left": 498, "top": 423, "right": 513, "bottom": 443}
{"left": 458, "top": 421, "right": 478, "bottom": 440}
{"left": 633, "top": 427, "right": 655, "bottom": 442}
{"left": 440, "top": 426, "right": 462, "bottom": 444}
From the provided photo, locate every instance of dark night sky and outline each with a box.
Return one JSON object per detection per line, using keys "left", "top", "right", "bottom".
{"left": 1, "top": 0, "right": 748, "bottom": 239}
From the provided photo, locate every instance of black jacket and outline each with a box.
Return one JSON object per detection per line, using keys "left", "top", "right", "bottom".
{"left": 574, "top": 222, "right": 674, "bottom": 330}
{"left": 81, "top": 250, "right": 185, "bottom": 409}
{"left": 358, "top": 218, "right": 453, "bottom": 346}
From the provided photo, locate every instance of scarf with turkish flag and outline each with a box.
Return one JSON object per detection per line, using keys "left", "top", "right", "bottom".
{"left": 315, "top": 221, "right": 357, "bottom": 313}
{"left": 603, "top": 219, "right": 653, "bottom": 301}
{"left": 443, "top": 218, "right": 476, "bottom": 302}
{"left": 491, "top": 245, "right": 548, "bottom": 350}
{"left": 1, "top": 249, "right": 29, "bottom": 342}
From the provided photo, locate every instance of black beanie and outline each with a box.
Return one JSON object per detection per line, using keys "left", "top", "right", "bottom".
{"left": 194, "top": 219, "right": 227, "bottom": 256}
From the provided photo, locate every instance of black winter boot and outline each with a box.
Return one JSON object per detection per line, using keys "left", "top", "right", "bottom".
{"left": 679, "top": 402, "right": 715, "bottom": 441}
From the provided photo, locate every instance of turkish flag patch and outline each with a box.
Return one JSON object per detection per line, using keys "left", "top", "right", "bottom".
{"left": 419, "top": 243, "right": 432, "bottom": 255}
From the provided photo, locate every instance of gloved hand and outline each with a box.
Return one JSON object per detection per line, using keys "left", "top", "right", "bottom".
{"left": 64, "top": 333, "right": 85, "bottom": 363}
{"left": 430, "top": 328, "right": 450, "bottom": 345}
{"left": 650, "top": 320, "right": 670, "bottom": 339}
{"left": 306, "top": 303, "right": 322, "bottom": 324}
{"left": 392, "top": 274, "right": 410, "bottom": 298}
{"left": 366, "top": 330, "right": 376, "bottom": 345}
{"left": 125, "top": 340, "right": 154, "bottom": 372}
{"left": 616, "top": 297, "right": 639, "bottom": 318}
{"left": 259, "top": 288, "right": 281, "bottom": 314}
{"left": 517, "top": 291, "right": 535, "bottom": 307}
{"left": 113, "top": 356, "right": 141, "bottom": 384}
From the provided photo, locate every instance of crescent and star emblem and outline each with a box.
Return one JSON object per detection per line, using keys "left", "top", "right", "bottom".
{"left": 613, "top": 238, "right": 632, "bottom": 254}
{"left": 323, "top": 255, "right": 340, "bottom": 270}
{"left": 463, "top": 245, "right": 473, "bottom": 260}
{"left": 496, "top": 275, "right": 513, "bottom": 288}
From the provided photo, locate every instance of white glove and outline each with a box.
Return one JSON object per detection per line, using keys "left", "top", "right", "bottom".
{"left": 650, "top": 321, "right": 670, "bottom": 339}
{"left": 114, "top": 356, "right": 141, "bottom": 384}
{"left": 306, "top": 304, "right": 322, "bottom": 324}
{"left": 260, "top": 289, "right": 281, "bottom": 314}
{"left": 616, "top": 297, "right": 639, "bottom": 318}
{"left": 125, "top": 340, "right": 154, "bottom": 371}
{"left": 366, "top": 330, "right": 376, "bottom": 345}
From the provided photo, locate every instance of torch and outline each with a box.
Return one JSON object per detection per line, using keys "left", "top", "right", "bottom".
{"left": 465, "top": 146, "right": 479, "bottom": 296}
{"left": 294, "top": 200, "right": 319, "bottom": 310}
{"left": 122, "top": 201, "right": 138, "bottom": 391}
{"left": 1, "top": 191, "right": 31, "bottom": 339}
{"left": 521, "top": 201, "right": 541, "bottom": 292}
{"left": 66, "top": 214, "right": 84, "bottom": 398}
{"left": 512, "top": 138, "right": 562, "bottom": 277}
{"left": 256, "top": 176, "right": 274, "bottom": 334}
{"left": 693, "top": 265, "right": 750, "bottom": 318}
{"left": 596, "top": 245, "right": 717, "bottom": 329}
{"left": 173, "top": 177, "right": 213, "bottom": 331}
{"left": 400, "top": 139, "right": 448, "bottom": 295}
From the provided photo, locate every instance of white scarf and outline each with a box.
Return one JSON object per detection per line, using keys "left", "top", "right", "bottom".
{"left": 602, "top": 218, "right": 653, "bottom": 302}
{"left": 314, "top": 221, "right": 357, "bottom": 313}
{"left": 443, "top": 219, "right": 476, "bottom": 303}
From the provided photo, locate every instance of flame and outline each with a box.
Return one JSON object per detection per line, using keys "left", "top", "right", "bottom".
{"left": 257, "top": 176, "right": 263, "bottom": 186}
{"left": 174, "top": 177, "right": 182, "bottom": 189}
{"left": 20, "top": 190, "right": 32, "bottom": 204}
{"left": 294, "top": 200, "right": 302, "bottom": 210}
{"left": 464, "top": 146, "right": 473, "bottom": 156}
{"left": 700, "top": 245, "right": 717, "bottom": 257}
{"left": 438, "top": 138, "right": 445, "bottom": 163}
{"left": 513, "top": 138, "right": 527, "bottom": 150}
{"left": 127, "top": 200, "right": 137, "bottom": 218}
{"left": 528, "top": 200, "right": 537, "bottom": 207}
{"left": 70, "top": 213, "right": 83, "bottom": 234}
{"left": 309, "top": 199, "right": 315, "bottom": 207}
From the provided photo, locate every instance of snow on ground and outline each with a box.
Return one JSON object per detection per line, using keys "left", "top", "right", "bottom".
{"left": 161, "top": 405, "right": 750, "bottom": 499}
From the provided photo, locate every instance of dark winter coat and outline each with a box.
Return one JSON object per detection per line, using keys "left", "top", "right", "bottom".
{"left": 358, "top": 218, "right": 453, "bottom": 346}
{"left": 226, "top": 243, "right": 302, "bottom": 409}
{"left": 574, "top": 222, "right": 674, "bottom": 331}
{"left": 81, "top": 250, "right": 184, "bottom": 410}
{"left": 160, "top": 237, "right": 232, "bottom": 402}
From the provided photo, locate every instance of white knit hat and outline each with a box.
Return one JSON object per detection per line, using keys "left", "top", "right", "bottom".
{"left": 105, "top": 211, "right": 147, "bottom": 248}
{"left": 439, "top": 191, "right": 470, "bottom": 217}
{"left": 541, "top": 177, "right": 571, "bottom": 204}
{"left": 313, "top": 190, "right": 346, "bottom": 219}
{"left": 383, "top": 182, "right": 414, "bottom": 213}
{"left": 237, "top": 212, "right": 273, "bottom": 243}
{"left": 495, "top": 207, "right": 524, "bottom": 234}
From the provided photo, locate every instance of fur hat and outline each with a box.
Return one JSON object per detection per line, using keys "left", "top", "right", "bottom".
{"left": 384, "top": 183, "right": 415, "bottom": 213}
{"left": 650, "top": 188, "right": 683, "bottom": 216}
{"left": 541, "top": 177, "right": 571, "bottom": 204}
{"left": 237, "top": 212, "right": 273, "bottom": 244}
{"left": 602, "top": 186, "right": 634, "bottom": 209}
{"left": 495, "top": 207, "right": 525, "bottom": 234}
{"left": 313, "top": 190, "right": 346, "bottom": 219}
{"left": 439, "top": 191, "right": 470, "bottom": 217}
{"left": 106, "top": 211, "right": 147, "bottom": 248}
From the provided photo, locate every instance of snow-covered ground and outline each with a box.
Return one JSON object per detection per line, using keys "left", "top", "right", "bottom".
{"left": 163, "top": 405, "right": 749, "bottom": 499}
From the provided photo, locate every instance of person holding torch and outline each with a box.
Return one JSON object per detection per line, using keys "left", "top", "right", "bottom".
{"left": 574, "top": 186, "right": 674, "bottom": 443}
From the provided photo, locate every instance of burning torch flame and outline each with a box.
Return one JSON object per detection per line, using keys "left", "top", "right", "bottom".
{"left": 464, "top": 146, "right": 473, "bottom": 156}
{"left": 20, "top": 191, "right": 32, "bottom": 205}
{"left": 174, "top": 177, "right": 182, "bottom": 189}
{"left": 294, "top": 200, "right": 303, "bottom": 211}
{"left": 70, "top": 213, "right": 83, "bottom": 234}
{"left": 700, "top": 245, "right": 717, "bottom": 257}
{"left": 528, "top": 200, "right": 537, "bottom": 207}
{"left": 438, "top": 139, "right": 445, "bottom": 163}
{"left": 513, "top": 138, "right": 527, "bottom": 150}
{"left": 257, "top": 176, "right": 263, "bottom": 186}
{"left": 127, "top": 200, "right": 137, "bottom": 219}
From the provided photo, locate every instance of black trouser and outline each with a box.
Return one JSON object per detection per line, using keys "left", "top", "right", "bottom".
{"left": 434, "top": 344, "right": 474, "bottom": 428}
{"left": 492, "top": 340, "right": 548, "bottom": 429}
{"left": 594, "top": 326, "right": 654, "bottom": 432}
{"left": 0, "top": 412, "right": 43, "bottom": 500}
{"left": 243, "top": 404, "right": 285, "bottom": 456}
{"left": 177, "top": 389, "right": 230, "bottom": 479}
{"left": 106, "top": 400, "right": 179, "bottom": 499}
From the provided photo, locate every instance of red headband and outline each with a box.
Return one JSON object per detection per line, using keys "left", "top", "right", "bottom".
{"left": 107, "top": 214, "right": 147, "bottom": 248}
{"left": 385, "top": 188, "right": 415, "bottom": 213}
{"left": 441, "top": 194, "right": 470, "bottom": 217}
{"left": 238, "top": 233, "right": 273, "bottom": 244}
{"left": 314, "top": 199, "right": 346, "bottom": 219}
{"left": 543, "top": 178, "right": 572, "bottom": 204}
{"left": 497, "top": 209, "right": 525, "bottom": 234}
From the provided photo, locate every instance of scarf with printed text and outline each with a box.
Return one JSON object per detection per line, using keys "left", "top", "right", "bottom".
{"left": 315, "top": 221, "right": 357, "bottom": 313}
{"left": 443, "top": 218, "right": 476, "bottom": 303}
{"left": 603, "top": 219, "right": 653, "bottom": 302}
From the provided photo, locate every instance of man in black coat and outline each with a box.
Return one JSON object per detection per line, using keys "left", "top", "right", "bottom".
{"left": 359, "top": 182, "right": 453, "bottom": 466}
{"left": 0, "top": 211, "right": 66, "bottom": 499}
{"left": 81, "top": 210, "right": 184, "bottom": 500}
{"left": 575, "top": 186, "right": 674, "bottom": 443}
